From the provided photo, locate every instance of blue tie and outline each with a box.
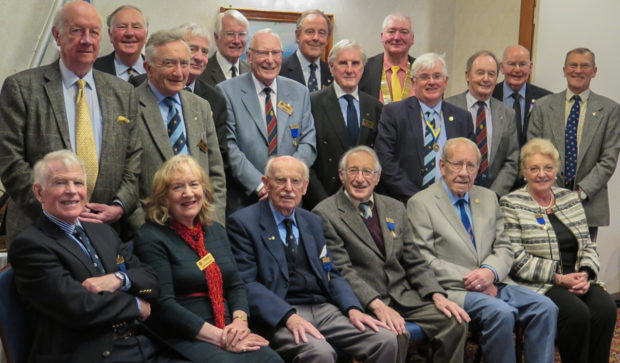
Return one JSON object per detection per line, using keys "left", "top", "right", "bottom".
{"left": 164, "top": 97, "right": 188, "bottom": 155}
{"left": 73, "top": 225, "right": 106, "bottom": 275}
{"left": 343, "top": 94, "right": 359, "bottom": 146}
{"left": 422, "top": 111, "right": 437, "bottom": 188}
{"left": 565, "top": 95, "right": 581, "bottom": 186}
{"left": 308, "top": 63, "right": 318, "bottom": 92}
{"left": 456, "top": 199, "right": 476, "bottom": 248}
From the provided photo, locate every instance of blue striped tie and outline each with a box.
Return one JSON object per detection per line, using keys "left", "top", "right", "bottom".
{"left": 564, "top": 95, "right": 581, "bottom": 186}
{"left": 308, "top": 63, "right": 318, "bottom": 92}
{"left": 422, "top": 111, "right": 437, "bottom": 188}
{"left": 456, "top": 199, "right": 476, "bottom": 248}
{"left": 164, "top": 97, "right": 188, "bottom": 155}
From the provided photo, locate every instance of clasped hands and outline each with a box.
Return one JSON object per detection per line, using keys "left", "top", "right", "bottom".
{"left": 555, "top": 271, "right": 590, "bottom": 295}
{"left": 463, "top": 267, "right": 497, "bottom": 296}
{"left": 220, "top": 317, "right": 268, "bottom": 353}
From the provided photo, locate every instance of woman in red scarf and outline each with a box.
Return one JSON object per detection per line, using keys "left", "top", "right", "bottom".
{"left": 134, "top": 155, "right": 282, "bottom": 362}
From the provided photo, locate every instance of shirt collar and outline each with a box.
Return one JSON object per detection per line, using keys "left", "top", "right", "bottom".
{"left": 502, "top": 81, "right": 526, "bottom": 99}
{"left": 333, "top": 82, "right": 359, "bottom": 100}
{"left": 113, "top": 52, "right": 145, "bottom": 74}
{"left": 382, "top": 53, "right": 409, "bottom": 69}
{"left": 59, "top": 58, "right": 95, "bottom": 89}
{"left": 269, "top": 201, "right": 297, "bottom": 226}
{"left": 251, "top": 73, "right": 278, "bottom": 96}
{"left": 186, "top": 80, "right": 196, "bottom": 92}
{"left": 441, "top": 179, "right": 470, "bottom": 205}
{"left": 466, "top": 91, "right": 490, "bottom": 110}
{"left": 419, "top": 100, "right": 442, "bottom": 118}
{"left": 147, "top": 80, "right": 181, "bottom": 105}
{"left": 566, "top": 88, "right": 590, "bottom": 103}
{"left": 296, "top": 49, "right": 320, "bottom": 70}
{"left": 343, "top": 189, "right": 374, "bottom": 209}
{"left": 215, "top": 50, "right": 239, "bottom": 70}
{"left": 43, "top": 211, "right": 83, "bottom": 235}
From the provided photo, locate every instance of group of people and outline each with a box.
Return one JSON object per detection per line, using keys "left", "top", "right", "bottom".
{"left": 1, "top": 1, "right": 618, "bottom": 362}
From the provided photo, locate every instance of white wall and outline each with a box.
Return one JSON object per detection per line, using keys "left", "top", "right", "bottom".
{"left": 534, "top": 0, "right": 620, "bottom": 292}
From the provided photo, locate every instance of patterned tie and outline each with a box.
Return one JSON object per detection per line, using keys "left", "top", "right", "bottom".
{"left": 475, "top": 101, "right": 489, "bottom": 178}
{"left": 264, "top": 88, "right": 278, "bottom": 156}
{"left": 127, "top": 67, "right": 136, "bottom": 83}
{"left": 343, "top": 94, "right": 359, "bottom": 146}
{"left": 75, "top": 79, "right": 98, "bottom": 199}
{"left": 164, "top": 97, "right": 188, "bottom": 155}
{"left": 422, "top": 111, "right": 437, "bottom": 189}
{"left": 390, "top": 66, "right": 402, "bottom": 102}
{"left": 73, "top": 225, "right": 106, "bottom": 275}
{"left": 308, "top": 63, "right": 319, "bottom": 92}
{"left": 183, "top": 85, "right": 192, "bottom": 92}
{"left": 511, "top": 93, "right": 523, "bottom": 144}
{"left": 565, "top": 95, "right": 581, "bottom": 186}
{"left": 283, "top": 219, "right": 298, "bottom": 256}
{"left": 456, "top": 199, "right": 476, "bottom": 249}
{"left": 231, "top": 65, "right": 237, "bottom": 78}
{"left": 358, "top": 201, "right": 372, "bottom": 219}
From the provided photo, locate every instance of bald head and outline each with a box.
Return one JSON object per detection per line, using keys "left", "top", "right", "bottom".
{"left": 500, "top": 45, "right": 533, "bottom": 92}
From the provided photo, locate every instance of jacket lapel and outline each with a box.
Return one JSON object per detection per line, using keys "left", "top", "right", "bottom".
{"left": 375, "top": 196, "right": 395, "bottom": 259}
{"left": 411, "top": 98, "right": 426, "bottom": 167}
{"left": 258, "top": 201, "right": 289, "bottom": 281}
{"left": 335, "top": 191, "right": 384, "bottom": 258}
{"left": 432, "top": 183, "right": 477, "bottom": 257}
{"left": 577, "top": 93, "right": 604, "bottom": 167}
{"left": 295, "top": 211, "right": 329, "bottom": 291}
{"left": 239, "top": 74, "right": 268, "bottom": 143}
{"left": 275, "top": 77, "right": 292, "bottom": 146}
{"left": 44, "top": 63, "right": 71, "bottom": 148}
{"left": 489, "top": 99, "right": 506, "bottom": 166}
{"left": 323, "top": 86, "right": 350, "bottom": 150}
{"left": 180, "top": 91, "right": 202, "bottom": 157}
{"left": 138, "top": 84, "right": 174, "bottom": 160}
{"left": 548, "top": 92, "right": 567, "bottom": 165}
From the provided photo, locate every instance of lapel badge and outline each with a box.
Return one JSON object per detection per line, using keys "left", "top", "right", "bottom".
{"left": 268, "top": 236, "right": 276, "bottom": 240}
{"left": 386, "top": 218, "right": 397, "bottom": 238}
{"left": 448, "top": 116, "right": 454, "bottom": 122}
{"left": 474, "top": 199, "right": 480, "bottom": 204}
{"left": 116, "top": 115, "right": 130, "bottom": 124}
{"left": 197, "top": 138, "right": 208, "bottom": 153}
{"left": 278, "top": 101, "right": 293, "bottom": 115}
{"left": 592, "top": 112, "right": 597, "bottom": 116}
{"left": 362, "top": 119, "right": 375, "bottom": 129}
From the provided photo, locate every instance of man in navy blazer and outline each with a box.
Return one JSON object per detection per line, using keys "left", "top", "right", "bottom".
{"left": 374, "top": 53, "right": 474, "bottom": 202}
{"left": 217, "top": 29, "right": 316, "bottom": 214}
{"left": 279, "top": 10, "right": 333, "bottom": 91}
{"left": 227, "top": 156, "right": 397, "bottom": 362}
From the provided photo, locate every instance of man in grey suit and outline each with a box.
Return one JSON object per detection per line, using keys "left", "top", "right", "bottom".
{"left": 313, "top": 146, "right": 469, "bottom": 363}
{"left": 528, "top": 47, "right": 620, "bottom": 240}
{"left": 199, "top": 10, "right": 250, "bottom": 87}
{"left": 131, "top": 29, "right": 226, "bottom": 227}
{"left": 217, "top": 29, "right": 316, "bottom": 214}
{"left": 407, "top": 137, "right": 558, "bottom": 363}
{"left": 445, "top": 50, "right": 519, "bottom": 197}
{"left": 0, "top": 1, "right": 142, "bottom": 244}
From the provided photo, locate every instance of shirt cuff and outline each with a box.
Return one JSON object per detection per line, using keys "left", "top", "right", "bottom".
{"left": 255, "top": 182, "right": 264, "bottom": 194}
{"left": 119, "top": 272, "right": 131, "bottom": 291}
{"left": 480, "top": 264, "right": 499, "bottom": 283}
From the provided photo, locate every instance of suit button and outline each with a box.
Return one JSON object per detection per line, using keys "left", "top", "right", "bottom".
{"left": 102, "top": 350, "right": 111, "bottom": 357}
{"left": 323, "top": 141, "right": 327, "bottom": 144}
{"left": 328, "top": 158, "right": 332, "bottom": 162}
{"left": 331, "top": 177, "right": 336, "bottom": 180}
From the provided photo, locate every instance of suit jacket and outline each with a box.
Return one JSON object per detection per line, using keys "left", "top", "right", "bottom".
{"left": 359, "top": 53, "right": 415, "bottom": 99}
{"left": 445, "top": 92, "right": 519, "bottom": 196}
{"left": 217, "top": 73, "right": 317, "bottom": 213}
{"left": 8, "top": 215, "right": 159, "bottom": 362}
{"left": 406, "top": 182, "right": 514, "bottom": 306}
{"left": 0, "top": 61, "right": 142, "bottom": 244}
{"left": 226, "top": 200, "right": 363, "bottom": 329}
{"left": 374, "top": 97, "right": 474, "bottom": 201}
{"left": 305, "top": 85, "right": 383, "bottom": 209}
{"left": 313, "top": 190, "right": 445, "bottom": 309}
{"left": 492, "top": 81, "right": 552, "bottom": 146}
{"left": 279, "top": 53, "right": 333, "bottom": 90}
{"left": 93, "top": 51, "right": 117, "bottom": 75}
{"left": 132, "top": 82, "right": 226, "bottom": 226}
{"left": 527, "top": 90, "right": 620, "bottom": 226}
{"left": 199, "top": 52, "right": 250, "bottom": 87}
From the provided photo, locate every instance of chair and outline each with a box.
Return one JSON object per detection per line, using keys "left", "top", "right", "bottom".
{"left": 406, "top": 322, "right": 433, "bottom": 362}
{"left": 0, "top": 265, "right": 33, "bottom": 363}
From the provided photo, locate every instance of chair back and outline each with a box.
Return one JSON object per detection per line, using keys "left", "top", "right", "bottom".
{"left": 0, "top": 265, "right": 33, "bottom": 363}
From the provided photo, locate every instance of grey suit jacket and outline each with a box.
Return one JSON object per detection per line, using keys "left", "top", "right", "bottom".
{"left": 199, "top": 52, "right": 250, "bottom": 87}
{"left": 445, "top": 92, "right": 519, "bottom": 196}
{"left": 0, "top": 61, "right": 142, "bottom": 244}
{"left": 132, "top": 82, "right": 226, "bottom": 225}
{"left": 406, "top": 183, "right": 514, "bottom": 306}
{"left": 313, "top": 190, "right": 444, "bottom": 310}
{"left": 217, "top": 73, "right": 317, "bottom": 198}
{"left": 527, "top": 90, "right": 620, "bottom": 226}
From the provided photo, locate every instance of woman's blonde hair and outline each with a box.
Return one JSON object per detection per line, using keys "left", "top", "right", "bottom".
{"left": 520, "top": 138, "right": 560, "bottom": 172}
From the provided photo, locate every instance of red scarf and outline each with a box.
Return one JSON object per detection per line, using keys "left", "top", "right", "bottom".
{"left": 171, "top": 221, "right": 226, "bottom": 329}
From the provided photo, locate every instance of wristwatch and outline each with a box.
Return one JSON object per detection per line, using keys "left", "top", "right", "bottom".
{"left": 577, "top": 187, "right": 587, "bottom": 201}
{"left": 114, "top": 272, "right": 126, "bottom": 286}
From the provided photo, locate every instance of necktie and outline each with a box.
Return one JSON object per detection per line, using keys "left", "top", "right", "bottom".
{"left": 565, "top": 95, "right": 581, "bottom": 186}
{"left": 511, "top": 93, "right": 523, "bottom": 145}
{"left": 308, "top": 63, "right": 319, "bottom": 92}
{"left": 283, "top": 219, "right": 298, "bottom": 256}
{"left": 231, "top": 65, "right": 237, "bottom": 78}
{"left": 422, "top": 111, "right": 437, "bottom": 188}
{"left": 75, "top": 79, "right": 98, "bottom": 199}
{"left": 358, "top": 201, "right": 372, "bottom": 219}
{"left": 164, "top": 97, "right": 188, "bottom": 155}
{"left": 390, "top": 66, "right": 402, "bottom": 102}
{"left": 127, "top": 67, "right": 136, "bottom": 83}
{"left": 265, "top": 88, "right": 278, "bottom": 156}
{"left": 343, "top": 94, "right": 359, "bottom": 146}
{"left": 475, "top": 101, "right": 489, "bottom": 178}
{"left": 456, "top": 199, "right": 476, "bottom": 248}
{"left": 73, "top": 225, "right": 106, "bottom": 275}
{"left": 183, "top": 85, "right": 192, "bottom": 92}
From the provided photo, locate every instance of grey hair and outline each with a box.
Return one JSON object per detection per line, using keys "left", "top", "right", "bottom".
{"left": 465, "top": 50, "right": 499, "bottom": 74}
{"left": 328, "top": 39, "right": 367, "bottom": 66}
{"left": 381, "top": 13, "right": 413, "bottom": 35}
{"left": 33, "top": 150, "right": 86, "bottom": 186}
{"left": 411, "top": 52, "right": 448, "bottom": 78}
{"left": 442, "top": 137, "right": 481, "bottom": 164}
{"left": 248, "top": 29, "right": 283, "bottom": 50}
{"left": 53, "top": 1, "right": 102, "bottom": 34}
{"left": 215, "top": 10, "right": 249, "bottom": 36}
{"left": 264, "top": 156, "right": 309, "bottom": 180}
{"left": 338, "top": 146, "right": 382, "bottom": 173}
{"left": 106, "top": 5, "right": 147, "bottom": 30}
{"left": 177, "top": 22, "right": 211, "bottom": 46}
{"left": 565, "top": 47, "right": 596, "bottom": 67}
{"left": 144, "top": 29, "right": 189, "bottom": 64}
{"left": 295, "top": 9, "right": 333, "bottom": 36}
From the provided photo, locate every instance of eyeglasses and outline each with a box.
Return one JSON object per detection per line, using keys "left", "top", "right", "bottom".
{"left": 504, "top": 61, "right": 531, "bottom": 69}
{"left": 344, "top": 168, "right": 379, "bottom": 178}
{"left": 249, "top": 48, "right": 283, "bottom": 58}
{"left": 525, "top": 165, "right": 555, "bottom": 174}
{"left": 156, "top": 59, "right": 190, "bottom": 69}
{"left": 271, "top": 177, "right": 305, "bottom": 188}
{"left": 415, "top": 73, "right": 445, "bottom": 82}
{"left": 222, "top": 31, "right": 247, "bottom": 40}
{"left": 566, "top": 62, "right": 593, "bottom": 71}
{"left": 443, "top": 159, "right": 479, "bottom": 173}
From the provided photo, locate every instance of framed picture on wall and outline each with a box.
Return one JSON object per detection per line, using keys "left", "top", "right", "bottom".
{"left": 220, "top": 7, "right": 334, "bottom": 61}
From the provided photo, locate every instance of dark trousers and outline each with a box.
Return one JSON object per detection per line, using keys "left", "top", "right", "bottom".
{"left": 107, "top": 335, "right": 187, "bottom": 363}
{"left": 546, "top": 284, "right": 617, "bottom": 363}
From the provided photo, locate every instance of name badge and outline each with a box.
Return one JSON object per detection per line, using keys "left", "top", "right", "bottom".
{"left": 361, "top": 119, "right": 375, "bottom": 129}
{"left": 278, "top": 101, "right": 293, "bottom": 115}
{"left": 196, "top": 253, "right": 215, "bottom": 271}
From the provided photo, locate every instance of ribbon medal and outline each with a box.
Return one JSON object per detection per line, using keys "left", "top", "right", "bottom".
{"left": 116, "top": 255, "right": 127, "bottom": 272}
{"left": 322, "top": 256, "right": 332, "bottom": 281}
{"left": 535, "top": 213, "right": 548, "bottom": 230}
{"left": 290, "top": 124, "right": 300, "bottom": 147}
{"left": 386, "top": 218, "right": 397, "bottom": 238}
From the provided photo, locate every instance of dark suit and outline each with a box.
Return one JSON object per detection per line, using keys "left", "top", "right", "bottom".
{"left": 305, "top": 85, "right": 382, "bottom": 209}
{"left": 279, "top": 52, "right": 333, "bottom": 90}
{"left": 359, "top": 53, "right": 415, "bottom": 99}
{"left": 374, "top": 97, "right": 474, "bottom": 201}
{"left": 492, "top": 81, "right": 552, "bottom": 146}
{"left": 93, "top": 51, "right": 145, "bottom": 80}
{"left": 199, "top": 53, "right": 250, "bottom": 87}
{"left": 0, "top": 61, "right": 142, "bottom": 244}
{"left": 8, "top": 215, "right": 159, "bottom": 362}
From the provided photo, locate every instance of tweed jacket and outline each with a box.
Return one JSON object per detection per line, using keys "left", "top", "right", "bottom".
{"left": 499, "top": 186, "right": 600, "bottom": 293}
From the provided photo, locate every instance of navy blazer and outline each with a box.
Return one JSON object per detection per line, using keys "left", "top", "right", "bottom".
{"left": 279, "top": 53, "right": 333, "bottom": 90}
{"left": 226, "top": 200, "right": 363, "bottom": 328}
{"left": 374, "top": 97, "right": 474, "bottom": 201}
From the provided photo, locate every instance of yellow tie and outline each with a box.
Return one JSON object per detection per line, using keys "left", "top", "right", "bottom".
{"left": 390, "top": 65, "right": 402, "bottom": 102}
{"left": 75, "top": 79, "right": 98, "bottom": 199}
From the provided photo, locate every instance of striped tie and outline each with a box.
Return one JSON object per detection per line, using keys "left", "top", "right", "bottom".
{"left": 422, "top": 111, "right": 437, "bottom": 188}
{"left": 565, "top": 95, "right": 581, "bottom": 186}
{"left": 308, "top": 64, "right": 318, "bottom": 92}
{"left": 456, "top": 199, "right": 476, "bottom": 249}
{"left": 164, "top": 97, "right": 188, "bottom": 155}
{"left": 265, "top": 88, "right": 278, "bottom": 156}
{"left": 75, "top": 79, "right": 98, "bottom": 199}
{"left": 475, "top": 101, "right": 488, "bottom": 180}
